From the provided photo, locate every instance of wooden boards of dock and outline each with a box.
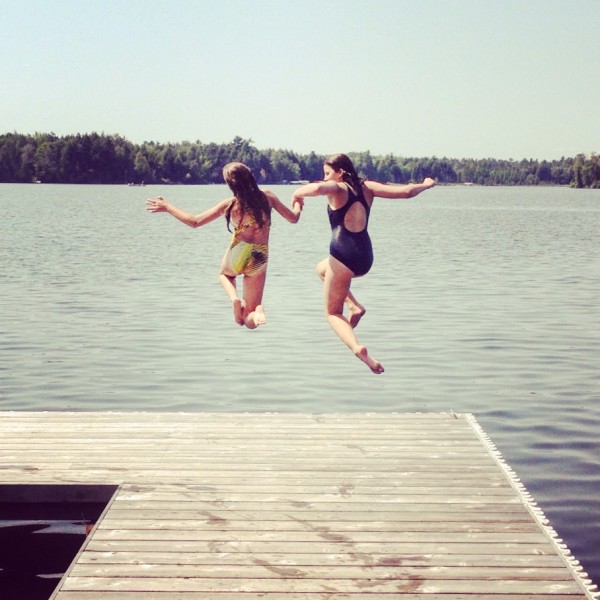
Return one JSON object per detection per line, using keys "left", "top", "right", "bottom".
{"left": 0, "top": 411, "right": 597, "bottom": 599}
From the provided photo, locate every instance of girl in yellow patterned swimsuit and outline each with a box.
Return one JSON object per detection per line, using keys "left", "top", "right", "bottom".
{"left": 146, "top": 162, "right": 302, "bottom": 329}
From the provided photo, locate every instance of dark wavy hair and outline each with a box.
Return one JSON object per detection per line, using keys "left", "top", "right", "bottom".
{"left": 222, "top": 162, "right": 270, "bottom": 231}
{"left": 324, "top": 153, "right": 365, "bottom": 194}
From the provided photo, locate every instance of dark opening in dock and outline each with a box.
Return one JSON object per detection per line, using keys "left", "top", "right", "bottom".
{"left": 0, "top": 484, "right": 118, "bottom": 600}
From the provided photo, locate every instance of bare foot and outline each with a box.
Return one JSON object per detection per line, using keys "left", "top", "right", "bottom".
{"left": 355, "top": 346, "right": 384, "bottom": 374}
{"left": 243, "top": 306, "right": 267, "bottom": 329}
{"left": 348, "top": 305, "right": 366, "bottom": 328}
{"left": 254, "top": 305, "right": 267, "bottom": 327}
{"left": 232, "top": 298, "right": 244, "bottom": 325}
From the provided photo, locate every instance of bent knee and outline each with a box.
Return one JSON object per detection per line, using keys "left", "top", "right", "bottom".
{"left": 324, "top": 301, "right": 344, "bottom": 317}
{"left": 315, "top": 259, "right": 329, "bottom": 277}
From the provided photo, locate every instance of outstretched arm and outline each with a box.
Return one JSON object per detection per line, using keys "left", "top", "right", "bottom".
{"left": 265, "top": 190, "right": 302, "bottom": 223}
{"left": 365, "top": 177, "right": 435, "bottom": 199}
{"left": 146, "top": 196, "right": 231, "bottom": 228}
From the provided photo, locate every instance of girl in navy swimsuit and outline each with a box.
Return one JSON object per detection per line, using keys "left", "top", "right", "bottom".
{"left": 292, "top": 153, "right": 435, "bottom": 374}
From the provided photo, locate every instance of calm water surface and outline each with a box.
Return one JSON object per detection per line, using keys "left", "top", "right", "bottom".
{"left": 1, "top": 183, "right": 599, "bottom": 583}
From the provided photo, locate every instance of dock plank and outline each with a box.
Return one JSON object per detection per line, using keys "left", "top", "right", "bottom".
{"left": 0, "top": 411, "right": 596, "bottom": 599}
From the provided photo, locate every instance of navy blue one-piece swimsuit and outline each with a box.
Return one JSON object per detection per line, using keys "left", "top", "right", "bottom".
{"left": 328, "top": 185, "right": 373, "bottom": 277}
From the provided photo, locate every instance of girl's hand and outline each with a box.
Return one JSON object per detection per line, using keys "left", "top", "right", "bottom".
{"left": 292, "top": 196, "right": 304, "bottom": 210}
{"left": 423, "top": 177, "right": 435, "bottom": 188}
{"left": 146, "top": 196, "right": 168, "bottom": 212}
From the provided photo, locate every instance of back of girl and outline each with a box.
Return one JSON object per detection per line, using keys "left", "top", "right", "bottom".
{"left": 223, "top": 162, "right": 272, "bottom": 245}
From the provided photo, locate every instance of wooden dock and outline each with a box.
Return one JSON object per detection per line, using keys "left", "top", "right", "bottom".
{"left": 0, "top": 411, "right": 597, "bottom": 599}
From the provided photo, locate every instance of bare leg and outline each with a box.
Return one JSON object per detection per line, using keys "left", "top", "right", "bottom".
{"left": 219, "top": 273, "right": 244, "bottom": 326}
{"left": 316, "top": 258, "right": 365, "bottom": 328}
{"left": 355, "top": 346, "right": 385, "bottom": 374}
{"left": 323, "top": 257, "right": 384, "bottom": 374}
{"left": 241, "top": 269, "right": 268, "bottom": 329}
{"left": 347, "top": 297, "right": 366, "bottom": 328}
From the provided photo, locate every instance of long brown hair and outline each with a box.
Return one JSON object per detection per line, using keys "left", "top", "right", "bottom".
{"left": 324, "top": 153, "right": 365, "bottom": 195}
{"left": 222, "top": 162, "right": 270, "bottom": 231}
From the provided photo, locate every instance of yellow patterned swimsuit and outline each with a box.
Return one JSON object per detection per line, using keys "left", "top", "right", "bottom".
{"left": 225, "top": 215, "right": 269, "bottom": 276}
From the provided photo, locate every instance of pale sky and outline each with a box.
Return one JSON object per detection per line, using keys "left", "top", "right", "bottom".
{"left": 2, "top": 0, "right": 598, "bottom": 160}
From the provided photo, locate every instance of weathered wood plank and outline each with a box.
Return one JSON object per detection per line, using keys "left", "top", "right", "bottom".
{"left": 90, "top": 529, "right": 551, "bottom": 544}
{"left": 59, "top": 576, "right": 585, "bottom": 593}
{"left": 68, "top": 563, "right": 576, "bottom": 581}
{"left": 54, "top": 594, "right": 590, "bottom": 600}
{"left": 0, "top": 472, "right": 512, "bottom": 488}
{"left": 122, "top": 497, "right": 519, "bottom": 509}
{"left": 77, "top": 550, "right": 566, "bottom": 568}
{"left": 82, "top": 539, "right": 573, "bottom": 555}
{"left": 97, "top": 517, "right": 541, "bottom": 532}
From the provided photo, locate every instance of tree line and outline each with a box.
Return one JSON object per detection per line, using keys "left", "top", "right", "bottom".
{"left": 1, "top": 132, "right": 599, "bottom": 188}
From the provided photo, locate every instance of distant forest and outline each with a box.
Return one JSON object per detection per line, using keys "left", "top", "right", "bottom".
{"left": 1, "top": 132, "right": 599, "bottom": 188}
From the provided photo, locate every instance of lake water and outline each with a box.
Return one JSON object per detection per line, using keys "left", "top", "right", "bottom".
{"left": 1, "top": 183, "right": 599, "bottom": 585}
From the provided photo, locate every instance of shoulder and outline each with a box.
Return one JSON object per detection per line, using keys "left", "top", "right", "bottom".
{"left": 360, "top": 181, "right": 376, "bottom": 204}
{"left": 216, "top": 196, "right": 236, "bottom": 214}
{"left": 363, "top": 180, "right": 387, "bottom": 195}
{"left": 326, "top": 181, "right": 346, "bottom": 194}
{"left": 223, "top": 195, "right": 236, "bottom": 208}
{"left": 262, "top": 189, "right": 280, "bottom": 205}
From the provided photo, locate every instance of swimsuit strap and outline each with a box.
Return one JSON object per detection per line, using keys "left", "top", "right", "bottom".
{"left": 234, "top": 215, "right": 256, "bottom": 236}
{"left": 348, "top": 183, "right": 370, "bottom": 215}
{"left": 232, "top": 212, "right": 260, "bottom": 239}
{"left": 328, "top": 184, "right": 370, "bottom": 229}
